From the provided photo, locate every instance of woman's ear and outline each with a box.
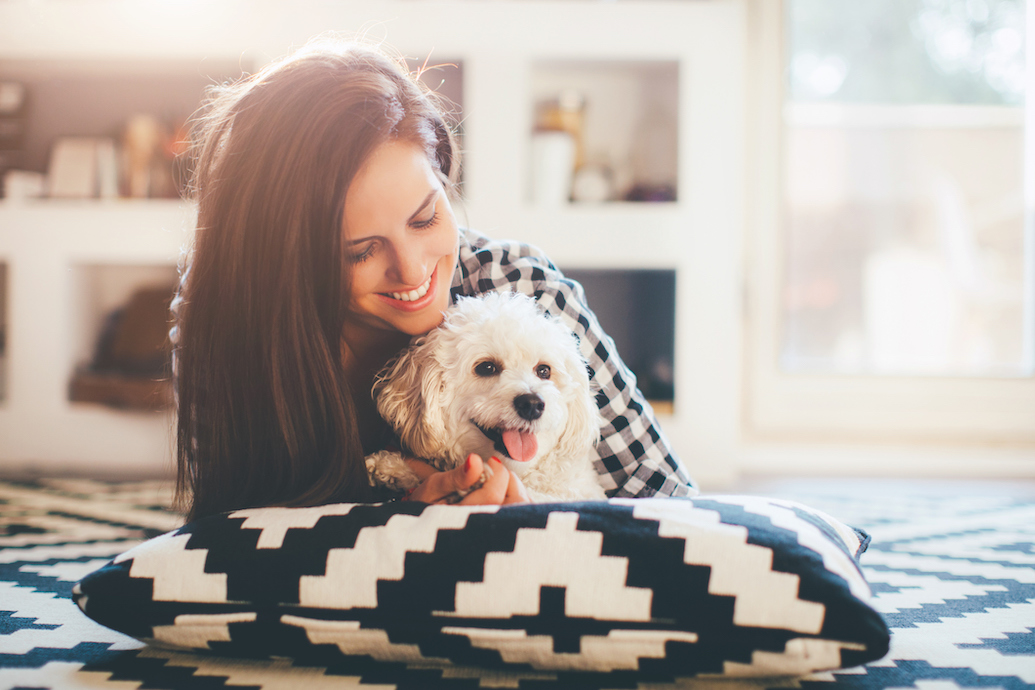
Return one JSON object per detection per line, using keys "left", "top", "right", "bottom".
{"left": 373, "top": 336, "right": 448, "bottom": 460}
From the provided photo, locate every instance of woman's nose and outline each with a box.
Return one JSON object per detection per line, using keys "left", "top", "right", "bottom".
{"left": 389, "top": 245, "right": 428, "bottom": 287}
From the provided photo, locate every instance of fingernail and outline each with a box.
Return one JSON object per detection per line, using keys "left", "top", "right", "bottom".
{"left": 490, "top": 456, "right": 502, "bottom": 465}
{"left": 464, "top": 455, "right": 473, "bottom": 472}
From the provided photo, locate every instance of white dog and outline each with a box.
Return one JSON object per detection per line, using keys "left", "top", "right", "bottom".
{"left": 365, "top": 291, "right": 607, "bottom": 503}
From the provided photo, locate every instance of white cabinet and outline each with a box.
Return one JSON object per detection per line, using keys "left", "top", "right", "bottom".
{"left": 0, "top": 201, "right": 191, "bottom": 472}
{"left": 0, "top": 0, "right": 748, "bottom": 486}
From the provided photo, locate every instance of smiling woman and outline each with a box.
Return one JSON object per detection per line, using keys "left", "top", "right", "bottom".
{"left": 171, "top": 39, "right": 469, "bottom": 520}
{"left": 342, "top": 140, "right": 459, "bottom": 341}
{"left": 170, "top": 37, "right": 696, "bottom": 523}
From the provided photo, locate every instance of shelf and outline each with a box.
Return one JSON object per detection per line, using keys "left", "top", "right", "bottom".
{"left": 468, "top": 202, "right": 685, "bottom": 270}
{"left": 0, "top": 57, "right": 246, "bottom": 200}
{"left": 0, "top": 200, "right": 194, "bottom": 261}
{"left": 564, "top": 268, "right": 677, "bottom": 408}
{"left": 69, "top": 370, "right": 173, "bottom": 411}
{"left": 529, "top": 59, "right": 679, "bottom": 204}
{"left": 0, "top": 203, "right": 185, "bottom": 469}
{"left": 69, "top": 263, "right": 177, "bottom": 403}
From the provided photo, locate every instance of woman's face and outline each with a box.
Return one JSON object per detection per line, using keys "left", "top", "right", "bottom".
{"left": 342, "top": 139, "right": 459, "bottom": 341}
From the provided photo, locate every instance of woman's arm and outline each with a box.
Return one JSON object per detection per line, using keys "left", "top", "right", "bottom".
{"left": 452, "top": 230, "right": 697, "bottom": 498}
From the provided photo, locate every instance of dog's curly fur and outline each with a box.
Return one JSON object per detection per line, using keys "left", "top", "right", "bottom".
{"left": 365, "top": 291, "right": 607, "bottom": 502}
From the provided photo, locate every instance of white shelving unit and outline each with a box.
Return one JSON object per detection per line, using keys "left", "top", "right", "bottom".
{"left": 0, "top": 0, "right": 749, "bottom": 485}
{"left": 0, "top": 201, "right": 192, "bottom": 473}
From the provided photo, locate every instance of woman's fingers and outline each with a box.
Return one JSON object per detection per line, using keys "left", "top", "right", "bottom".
{"left": 456, "top": 456, "right": 506, "bottom": 505}
{"left": 503, "top": 468, "right": 530, "bottom": 504}
{"left": 458, "top": 457, "right": 530, "bottom": 505}
{"left": 404, "top": 454, "right": 485, "bottom": 504}
{"left": 403, "top": 454, "right": 531, "bottom": 505}
{"left": 458, "top": 453, "right": 488, "bottom": 490}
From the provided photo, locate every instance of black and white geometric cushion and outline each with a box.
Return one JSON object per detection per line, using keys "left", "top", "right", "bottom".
{"left": 73, "top": 495, "right": 890, "bottom": 677}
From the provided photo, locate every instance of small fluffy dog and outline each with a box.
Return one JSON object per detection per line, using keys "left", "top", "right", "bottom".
{"left": 365, "top": 291, "right": 607, "bottom": 502}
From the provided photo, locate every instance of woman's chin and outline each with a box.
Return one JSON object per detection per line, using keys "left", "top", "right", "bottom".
{"left": 389, "top": 302, "right": 450, "bottom": 336}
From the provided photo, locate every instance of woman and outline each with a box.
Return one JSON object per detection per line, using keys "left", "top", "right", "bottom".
{"left": 172, "top": 38, "right": 696, "bottom": 522}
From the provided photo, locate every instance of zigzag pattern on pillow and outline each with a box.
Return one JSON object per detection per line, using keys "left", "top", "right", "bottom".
{"left": 74, "top": 496, "right": 889, "bottom": 677}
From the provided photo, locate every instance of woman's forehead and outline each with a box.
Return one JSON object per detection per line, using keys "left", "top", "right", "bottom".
{"left": 343, "top": 140, "right": 440, "bottom": 240}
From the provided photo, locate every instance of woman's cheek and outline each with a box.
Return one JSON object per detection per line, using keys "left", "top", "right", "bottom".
{"left": 348, "top": 263, "right": 379, "bottom": 303}
{"left": 435, "top": 206, "right": 460, "bottom": 251}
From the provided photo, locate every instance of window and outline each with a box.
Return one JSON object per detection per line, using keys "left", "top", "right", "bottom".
{"left": 785, "top": 0, "right": 1028, "bottom": 377}
{"left": 747, "top": 0, "right": 1035, "bottom": 442}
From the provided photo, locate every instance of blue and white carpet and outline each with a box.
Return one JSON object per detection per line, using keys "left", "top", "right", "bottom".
{"left": 1, "top": 477, "right": 1032, "bottom": 689}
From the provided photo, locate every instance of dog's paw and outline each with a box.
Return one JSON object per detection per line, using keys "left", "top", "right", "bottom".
{"left": 365, "top": 450, "right": 423, "bottom": 493}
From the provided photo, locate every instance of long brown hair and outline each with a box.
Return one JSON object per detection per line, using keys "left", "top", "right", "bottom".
{"left": 173, "top": 39, "right": 459, "bottom": 521}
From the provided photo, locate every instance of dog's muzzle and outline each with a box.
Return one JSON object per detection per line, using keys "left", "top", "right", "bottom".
{"left": 473, "top": 417, "right": 540, "bottom": 463}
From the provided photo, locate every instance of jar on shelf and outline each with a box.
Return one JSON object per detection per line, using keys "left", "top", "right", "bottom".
{"left": 534, "top": 89, "right": 586, "bottom": 168}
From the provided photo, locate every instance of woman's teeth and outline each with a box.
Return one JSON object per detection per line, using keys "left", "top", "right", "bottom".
{"left": 386, "top": 275, "right": 432, "bottom": 302}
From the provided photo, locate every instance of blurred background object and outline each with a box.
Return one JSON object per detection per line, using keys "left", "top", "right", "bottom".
{"left": 530, "top": 60, "right": 679, "bottom": 205}
{"left": 781, "top": 0, "right": 1028, "bottom": 377}
{"left": 68, "top": 283, "right": 176, "bottom": 411}
{"left": 0, "top": 80, "right": 27, "bottom": 190}
{"left": 0, "top": 62, "right": 238, "bottom": 201}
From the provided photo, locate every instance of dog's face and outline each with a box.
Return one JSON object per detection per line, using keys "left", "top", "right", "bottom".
{"left": 374, "top": 292, "right": 599, "bottom": 475}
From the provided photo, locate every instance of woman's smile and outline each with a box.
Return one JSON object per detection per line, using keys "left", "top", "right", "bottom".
{"left": 377, "top": 265, "right": 438, "bottom": 310}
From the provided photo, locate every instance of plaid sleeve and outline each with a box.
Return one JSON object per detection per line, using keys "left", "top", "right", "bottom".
{"left": 450, "top": 229, "right": 697, "bottom": 498}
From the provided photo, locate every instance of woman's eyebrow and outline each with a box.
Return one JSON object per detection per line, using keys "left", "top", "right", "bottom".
{"left": 407, "top": 190, "right": 438, "bottom": 223}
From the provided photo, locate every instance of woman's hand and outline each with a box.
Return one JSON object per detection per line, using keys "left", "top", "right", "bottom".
{"left": 403, "top": 454, "right": 529, "bottom": 505}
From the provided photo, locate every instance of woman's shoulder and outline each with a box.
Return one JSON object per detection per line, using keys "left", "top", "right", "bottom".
{"left": 452, "top": 229, "right": 592, "bottom": 332}
{"left": 454, "top": 228, "right": 562, "bottom": 296}
{"left": 458, "top": 228, "right": 554, "bottom": 266}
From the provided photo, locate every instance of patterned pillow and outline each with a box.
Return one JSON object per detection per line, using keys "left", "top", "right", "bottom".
{"left": 73, "top": 495, "right": 889, "bottom": 677}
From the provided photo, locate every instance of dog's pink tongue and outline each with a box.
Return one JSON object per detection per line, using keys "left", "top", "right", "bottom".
{"left": 502, "top": 429, "right": 538, "bottom": 462}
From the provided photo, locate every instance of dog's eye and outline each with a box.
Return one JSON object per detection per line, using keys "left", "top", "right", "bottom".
{"left": 535, "top": 364, "right": 552, "bottom": 380}
{"left": 475, "top": 361, "right": 500, "bottom": 377}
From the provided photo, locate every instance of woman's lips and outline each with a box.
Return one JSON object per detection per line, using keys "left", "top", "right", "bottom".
{"left": 376, "top": 266, "right": 438, "bottom": 312}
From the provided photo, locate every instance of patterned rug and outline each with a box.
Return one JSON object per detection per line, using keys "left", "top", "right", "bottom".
{"left": 1, "top": 477, "right": 1032, "bottom": 689}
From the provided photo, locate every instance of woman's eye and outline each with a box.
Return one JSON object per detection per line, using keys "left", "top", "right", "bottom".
{"left": 411, "top": 210, "right": 439, "bottom": 230}
{"left": 350, "top": 244, "right": 375, "bottom": 263}
{"left": 535, "top": 364, "right": 552, "bottom": 380}
{"left": 475, "top": 361, "right": 500, "bottom": 377}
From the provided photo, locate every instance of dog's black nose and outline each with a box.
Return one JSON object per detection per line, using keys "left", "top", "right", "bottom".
{"left": 514, "top": 393, "right": 545, "bottom": 421}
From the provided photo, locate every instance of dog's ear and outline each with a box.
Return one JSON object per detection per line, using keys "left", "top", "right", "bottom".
{"left": 373, "top": 336, "right": 449, "bottom": 460}
{"left": 554, "top": 336, "right": 603, "bottom": 460}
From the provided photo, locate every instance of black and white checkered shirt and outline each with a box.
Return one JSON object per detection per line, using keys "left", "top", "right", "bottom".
{"left": 452, "top": 228, "right": 697, "bottom": 498}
